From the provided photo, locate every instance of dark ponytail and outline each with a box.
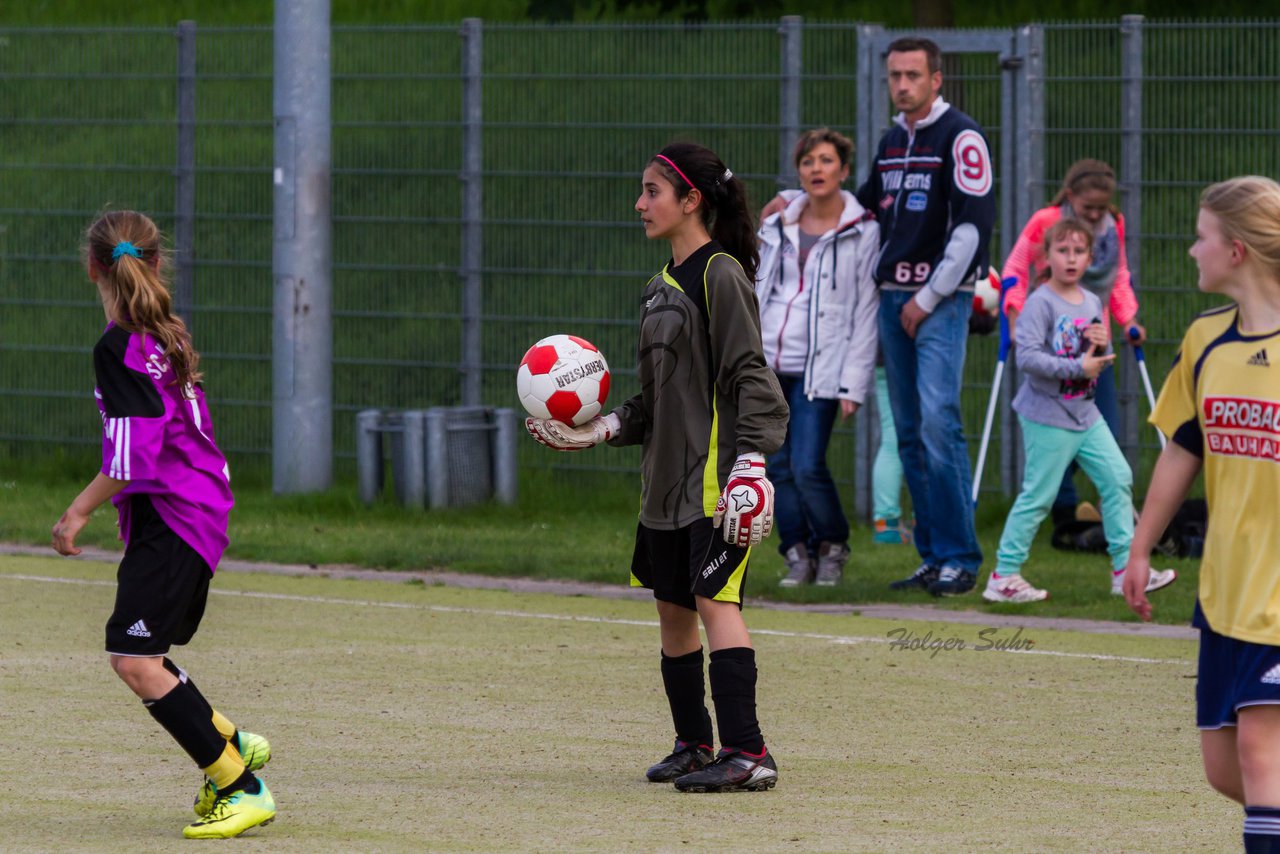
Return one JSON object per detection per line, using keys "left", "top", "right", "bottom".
{"left": 650, "top": 142, "right": 759, "bottom": 280}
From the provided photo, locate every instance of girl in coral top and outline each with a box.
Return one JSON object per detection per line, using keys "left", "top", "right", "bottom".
{"left": 1003, "top": 160, "right": 1147, "bottom": 524}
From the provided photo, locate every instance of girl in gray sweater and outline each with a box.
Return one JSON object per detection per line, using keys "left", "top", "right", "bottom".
{"left": 983, "top": 219, "right": 1176, "bottom": 603}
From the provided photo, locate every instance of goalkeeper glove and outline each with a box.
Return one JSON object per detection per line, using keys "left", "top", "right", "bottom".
{"left": 525, "top": 413, "right": 619, "bottom": 452}
{"left": 713, "top": 452, "right": 775, "bottom": 548}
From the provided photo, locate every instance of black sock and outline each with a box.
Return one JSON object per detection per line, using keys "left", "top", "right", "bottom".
{"left": 162, "top": 657, "right": 213, "bottom": 711}
{"left": 1245, "top": 806, "right": 1280, "bottom": 853}
{"left": 709, "top": 647, "right": 764, "bottom": 754}
{"left": 660, "top": 648, "right": 713, "bottom": 748}
{"left": 145, "top": 680, "right": 226, "bottom": 768}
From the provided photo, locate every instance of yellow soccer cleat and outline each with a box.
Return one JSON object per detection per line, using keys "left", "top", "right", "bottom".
{"left": 193, "top": 731, "right": 272, "bottom": 817}
{"left": 183, "top": 780, "right": 276, "bottom": 839}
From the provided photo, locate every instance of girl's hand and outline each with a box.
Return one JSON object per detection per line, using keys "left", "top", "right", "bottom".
{"left": 1081, "top": 351, "right": 1116, "bottom": 379}
{"left": 52, "top": 507, "right": 90, "bottom": 556}
{"left": 1126, "top": 323, "right": 1147, "bottom": 346}
{"left": 1083, "top": 323, "right": 1109, "bottom": 350}
{"left": 839, "top": 399, "right": 859, "bottom": 421}
{"left": 1121, "top": 559, "right": 1154, "bottom": 622}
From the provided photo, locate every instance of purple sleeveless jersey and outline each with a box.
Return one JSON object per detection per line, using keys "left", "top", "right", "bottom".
{"left": 93, "top": 322, "right": 234, "bottom": 574}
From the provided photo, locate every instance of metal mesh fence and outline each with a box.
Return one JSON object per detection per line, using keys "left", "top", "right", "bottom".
{"left": 1, "top": 18, "right": 1276, "bottom": 503}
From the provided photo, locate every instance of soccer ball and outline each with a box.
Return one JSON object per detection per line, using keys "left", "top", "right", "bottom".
{"left": 517, "top": 334, "right": 611, "bottom": 427}
{"left": 973, "top": 269, "right": 1002, "bottom": 316}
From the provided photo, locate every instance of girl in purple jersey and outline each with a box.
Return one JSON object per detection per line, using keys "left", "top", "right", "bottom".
{"left": 51, "top": 211, "right": 275, "bottom": 839}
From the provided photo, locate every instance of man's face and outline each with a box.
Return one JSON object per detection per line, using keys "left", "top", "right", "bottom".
{"left": 886, "top": 50, "right": 941, "bottom": 118}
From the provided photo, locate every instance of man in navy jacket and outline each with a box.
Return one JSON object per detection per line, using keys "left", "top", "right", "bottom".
{"left": 855, "top": 37, "right": 995, "bottom": 596}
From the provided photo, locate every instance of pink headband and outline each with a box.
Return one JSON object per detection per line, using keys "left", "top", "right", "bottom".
{"left": 655, "top": 154, "right": 697, "bottom": 192}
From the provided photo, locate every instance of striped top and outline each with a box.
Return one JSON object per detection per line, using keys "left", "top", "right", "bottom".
{"left": 93, "top": 322, "right": 233, "bottom": 573}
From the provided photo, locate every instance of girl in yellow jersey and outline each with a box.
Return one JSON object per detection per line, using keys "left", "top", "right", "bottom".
{"left": 1124, "top": 176, "right": 1280, "bottom": 850}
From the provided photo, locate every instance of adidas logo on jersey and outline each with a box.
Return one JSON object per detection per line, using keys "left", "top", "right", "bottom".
{"left": 126, "top": 620, "right": 152, "bottom": 638}
{"left": 1248, "top": 348, "right": 1270, "bottom": 367}
{"left": 1261, "top": 664, "right": 1280, "bottom": 685}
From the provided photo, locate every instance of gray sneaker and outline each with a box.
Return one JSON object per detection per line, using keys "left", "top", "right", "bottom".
{"left": 814, "top": 542, "right": 850, "bottom": 586}
{"left": 778, "top": 544, "right": 814, "bottom": 587}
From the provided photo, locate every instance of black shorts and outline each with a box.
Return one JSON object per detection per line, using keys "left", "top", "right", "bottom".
{"left": 105, "top": 495, "right": 212, "bottom": 657}
{"left": 629, "top": 518, "right": 752, "bottom": 611}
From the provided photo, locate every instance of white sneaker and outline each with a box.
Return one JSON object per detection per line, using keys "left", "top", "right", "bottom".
{"left": 1112, "top": 568, "right": 1177, "bottom": 596}
{"left": 982, "top": 573, "right": 1048, "bottom": 603}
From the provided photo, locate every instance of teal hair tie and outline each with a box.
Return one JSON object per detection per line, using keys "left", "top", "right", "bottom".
{"left": 111, "top": 241, "right": 142, "bottom": 261}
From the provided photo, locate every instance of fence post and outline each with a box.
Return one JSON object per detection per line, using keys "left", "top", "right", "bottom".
{"left": 1004, "top": 24, "right": 1044, "bottom": 497}
{"left": 853, "top": 24, "right": 883, "bottom": 522}
{"left": 461, "top": 18, "right": 484, "bottom": 407}
{"left": 777, "top": 16, "right": 802, "bottom": 192}
{"left": 856, "top": 24, "right": 884, "bottom": 193}
{"left": 272, "top": 0, "right": 333, "bottom": 493}
{"left": 174, "top": 20, "right": 196, "bottom": 329}
{"left": 1119, "top": 14, "right": 1144, "bottom": 471}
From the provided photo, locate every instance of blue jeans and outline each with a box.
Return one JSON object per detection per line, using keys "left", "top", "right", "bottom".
{"left": 766, "top": 374, "right": 849, "bottom": 553}
{"left": 1054, "top": 364, "right": 1120, "bottom": 511}
{"left": 878, "top": 290, "right": 982, "bottom": 571}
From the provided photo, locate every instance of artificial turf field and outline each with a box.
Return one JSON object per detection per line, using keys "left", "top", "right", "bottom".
{"left": 0, "top": 552, "right": 1235, "bottom": 852}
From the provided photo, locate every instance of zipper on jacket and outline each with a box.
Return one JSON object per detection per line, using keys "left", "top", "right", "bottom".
{"left": 773, "top": 251, "right": 806, "bottom": 373}
{"left": 891, "top": 127, "right": 915, "bottom": 227}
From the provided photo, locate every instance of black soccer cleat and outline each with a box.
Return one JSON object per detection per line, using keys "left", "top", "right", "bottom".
{"left": 673, "top": 746, "right": 778, "bottom": 793}
{"left": 929, "top": 566, "right": 977, "bottom": 597}
{"left": 889, "top": 562, "right": 939, "bottom": 591}
{"left": 645, "top": 740, "right": 714, "bottom": 783}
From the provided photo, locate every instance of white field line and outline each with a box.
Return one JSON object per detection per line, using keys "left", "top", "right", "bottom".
{"left": 1, "top": 572, "right": 1192, "bottom": 666}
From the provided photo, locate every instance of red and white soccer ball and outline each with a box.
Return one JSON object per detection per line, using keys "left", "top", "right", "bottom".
{"left": 973, "top": 269, "right": 1002, "bottom": 316}
{"left": 517, "top": 334, "right": 611, "bottom": 427}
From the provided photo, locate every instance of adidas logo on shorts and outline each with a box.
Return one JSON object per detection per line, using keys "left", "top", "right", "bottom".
{"left": 1261, "top": 664, "right": 1280, "bottom": 685}
{"left": 126, "top": 620, "right": 152, "bottom": 638}
{"left": 1248, "top": 348, "right": 1270, "bottom": 367}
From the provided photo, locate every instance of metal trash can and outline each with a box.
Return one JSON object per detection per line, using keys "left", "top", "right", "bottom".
{"left": 357, "top": 406, "right": 517, "bottom": 508}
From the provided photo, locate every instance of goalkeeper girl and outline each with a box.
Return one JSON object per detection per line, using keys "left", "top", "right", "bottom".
{"left": 1123, "top": 177, "right": 1280, "bottom": 850}
{"left": 526, "top": 142, "right": 788, "bottom": 793}
{"left": 51, "top": 210, "right": 275, "bottom": 838}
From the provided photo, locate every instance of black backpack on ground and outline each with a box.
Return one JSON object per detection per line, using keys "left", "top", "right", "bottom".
{"left": 1050, "top": 498, "right": 1206, "bottom": 559}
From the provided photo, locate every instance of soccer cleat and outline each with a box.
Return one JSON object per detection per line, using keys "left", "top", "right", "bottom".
{"left": 889, "top": 562, "right": 939, "bottom": 591}
{"left": 194, "top": 731, "right": 272, "bottom": 817}
{"left": 873, "top": 518, "right": 912, "bottom": 545}
{"left": 778, "top": 544, "right": 815, "bottom": 588}
{"left": 1112, "top": 567, "right": 1177, "bottom": 596}
{"left": 673, "top": 746, "right": 778, "bottom": 793}
{"left": 982, "top": 572, "right": 1049, "bottom": 603}
{"left": 646, "top": 740, "right": 714, "bottom": 782}
{"left": 929, "top": 566, "right": 976, "bottom": 597}
{"left": 814, "top": 542, "right": 850, "bottom": 587}
{"left": 183, "top": 779, "right": 276, "bottom": 839}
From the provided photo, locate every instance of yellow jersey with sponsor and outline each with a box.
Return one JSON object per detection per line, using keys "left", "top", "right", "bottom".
{"left": 1151, "top": 304, "right": 1280, "bottom": 644}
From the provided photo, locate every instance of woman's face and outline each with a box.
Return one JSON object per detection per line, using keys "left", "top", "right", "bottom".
{"left": 635, "top": 164, "right": 694, "bottom": 242}
{"left": 1067, "top": 187, "right": 1112, "bottom": 228}
{"left": 797, "top": 142, "right": 849, "bottom": 201}
{"left": 1189, "top": 208, "right": 1238, "bottom": 294}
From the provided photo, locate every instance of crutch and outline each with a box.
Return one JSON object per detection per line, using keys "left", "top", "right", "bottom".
{"left": 972, "top": 276, "right": 1018, "bottom": 506}
{"left": 1129, "top": 327, "right": 1167, "bottom": 450}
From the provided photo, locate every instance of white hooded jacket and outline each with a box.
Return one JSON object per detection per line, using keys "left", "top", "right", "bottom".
{"left": 755, "top": 190, "right": 880, "bottom": 404}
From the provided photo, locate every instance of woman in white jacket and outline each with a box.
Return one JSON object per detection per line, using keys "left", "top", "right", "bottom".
{"left": 756, "top": 128, "right": 880, "bottom": 587}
